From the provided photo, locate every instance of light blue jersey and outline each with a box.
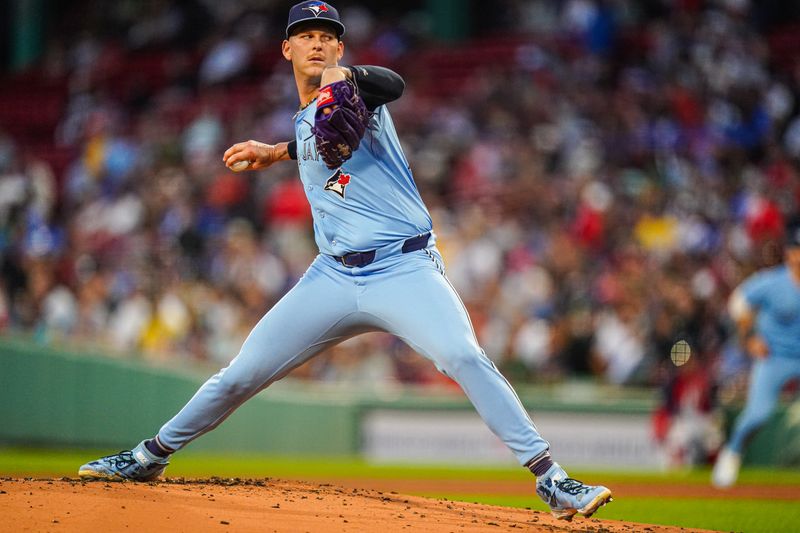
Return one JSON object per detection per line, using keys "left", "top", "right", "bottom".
{"left": 741, "top": 265, "right": 800, "bottom": 360}
{"left": 724, "top": 264, "right": 800, "bottom": 455}
{"left": 294, "top": 103, "right": 432, "bottom": 255}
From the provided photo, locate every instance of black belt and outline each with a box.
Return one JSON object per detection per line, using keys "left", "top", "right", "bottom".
{"left": 333, "top": 233, "right": 431, "bottom": 268}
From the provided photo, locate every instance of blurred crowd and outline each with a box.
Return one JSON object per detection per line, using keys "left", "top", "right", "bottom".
{"left": 1, "top": 0, "right": 799, "bottom": 443}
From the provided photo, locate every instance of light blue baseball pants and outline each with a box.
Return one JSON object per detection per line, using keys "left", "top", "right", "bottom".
{"left": 728, "top": 355, "right": 800, "bottom": 454}
{"left": 157, "top": 245, "right": 550, "bottom": 465}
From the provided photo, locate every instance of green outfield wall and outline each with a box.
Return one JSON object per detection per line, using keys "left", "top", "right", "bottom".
{"left": 0, "top": 338, "right": 360, "bottom": 455}
{"left": 0, "top": 337, "right": 797, "bottom": 467}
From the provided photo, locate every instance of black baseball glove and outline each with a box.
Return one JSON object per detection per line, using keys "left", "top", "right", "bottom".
{"left": 312, "top": 79, "right": 370, "bottom": 169}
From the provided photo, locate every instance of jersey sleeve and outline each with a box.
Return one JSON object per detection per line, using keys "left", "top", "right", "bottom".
{"left": 739, "top": 270, "right": 773, "bottom": 310}
{"left": 347, "top": 65, "right": 405, "bottom": 111}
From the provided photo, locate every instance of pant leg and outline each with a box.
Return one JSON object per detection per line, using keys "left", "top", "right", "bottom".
{"left": 359, "top": 249, "right": 550, "bottom": 465}
{"left": 728, "top": 356, "right": 800, "bottom": 454}
{"left": 158, "top": 257, "right": 363, "bottom": 451}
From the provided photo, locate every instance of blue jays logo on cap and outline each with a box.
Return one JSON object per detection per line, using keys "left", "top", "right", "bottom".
{"left": 303, "top": 2, "right": 329, "bottom": 16}
{"left": 286, "top": 1, "right": 345, "bottom": 38}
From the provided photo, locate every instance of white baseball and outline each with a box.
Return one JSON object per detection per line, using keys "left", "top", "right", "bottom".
{"left": 231, "top": 160, "right": 251, "bottom": 172}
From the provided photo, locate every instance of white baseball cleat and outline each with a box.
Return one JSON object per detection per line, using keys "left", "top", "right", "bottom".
{"left": 536, "top": 463, "right": 613, "bottom": 521}
{"left": 711, "top": 446, "right": 741, "bottom": 488}
{"left": 78, "top": 440, "right": 169, "bottom": 481}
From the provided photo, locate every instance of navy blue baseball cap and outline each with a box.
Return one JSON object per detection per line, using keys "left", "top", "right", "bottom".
{"left": 286, "top": 1, "right": 345, "bottom": 38}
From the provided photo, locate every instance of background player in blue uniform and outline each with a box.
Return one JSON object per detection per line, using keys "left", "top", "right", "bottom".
{"left": 712, "top": 217, "right": 800, "bottom": 488}
{"left": 79, "top": 1, "right": 612, "bottom": 521}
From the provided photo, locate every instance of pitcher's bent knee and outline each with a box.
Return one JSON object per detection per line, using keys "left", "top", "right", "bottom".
{"left": 436, "top": 345, "right": 489, "bottom": 376}
{"left": 214, "top": 367, "right": 268, "bottom": 400}
{"left": 739, "top": 408, "right": 770, "bottom": 429}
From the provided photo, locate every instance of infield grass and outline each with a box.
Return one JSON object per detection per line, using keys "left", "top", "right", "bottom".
{"left": 442, "top": 494, "right": 800, "bottom": 533}
{"left": 2, "top": 448, "right": 799, "bottom": 532}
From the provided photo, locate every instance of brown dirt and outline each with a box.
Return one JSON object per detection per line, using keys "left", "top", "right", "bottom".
{"left": 0, "top": 477, "right": 708, "bottom": 533}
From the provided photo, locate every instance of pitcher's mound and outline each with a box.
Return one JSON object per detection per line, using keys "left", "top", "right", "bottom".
{"left": 0, "top": 477, "right": 698, "bottom": 532}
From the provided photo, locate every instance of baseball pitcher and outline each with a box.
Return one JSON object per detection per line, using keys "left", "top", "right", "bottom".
{"left": 79, "top": 1, "right": 612, "bottom": 521}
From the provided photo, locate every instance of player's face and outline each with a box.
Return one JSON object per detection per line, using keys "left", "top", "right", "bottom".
{"left": 282, "top": 26, "right": 343, "bottom": 80}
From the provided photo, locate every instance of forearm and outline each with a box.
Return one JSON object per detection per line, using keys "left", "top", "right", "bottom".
{"left": 729, "top": 290, "right": 753, "bottom": 335}
{"left": 352, "top": 65, "right": 404, "bottom": 109}
{"left": 223, "top": 139, "right": 296, "bottom": 169}
{"left": 322, "top": 65, "right": 405, "bottom": 110}
{"left": 273, "top": 141, "right": 294, "bottom": 161}
{"left": 730, "top": 295, "right": 768, "bottom": 357}
{"left": 256, "top": 140, "right": 296, "bottom": 161}
{"left": 253, "top": 140, "right": 294, "bottom": 165}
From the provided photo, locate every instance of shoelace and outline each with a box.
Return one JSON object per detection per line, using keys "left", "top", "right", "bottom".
{"left": 555, "top": 478, "right": 590, "bottom": 495}
{"left": 101, "top": 451, "right": 138, "bottom": 471}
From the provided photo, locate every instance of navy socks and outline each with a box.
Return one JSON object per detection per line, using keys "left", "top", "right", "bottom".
{"left": 144, "top": 436, "right": 173, "bottom": 458}
{"left": 527, "top": 451, "right": 554, "bottom": 478}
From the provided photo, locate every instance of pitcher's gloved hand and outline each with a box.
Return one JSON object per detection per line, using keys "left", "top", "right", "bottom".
{"left": 312, "top": 79, "right": 370, "bottom": 169}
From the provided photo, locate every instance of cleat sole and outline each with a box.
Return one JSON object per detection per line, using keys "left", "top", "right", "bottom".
{"left": 578, "top": 488, "right": 613, "bottom": 518}
{"left": 78, "top": 469, "right": 163, "bottom": 482}
{"left": 78, "top": 469, "right": 125, "bottom": 481}
{"left": 551, "top": 508, "right": 577, "bottom": 521}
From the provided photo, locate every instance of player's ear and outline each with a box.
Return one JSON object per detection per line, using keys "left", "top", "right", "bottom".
{"left": 337, "top": 40, "right": 344, "bottom": 61}
{"left": 282, "top": 39, "right": 292, "bottom": 61}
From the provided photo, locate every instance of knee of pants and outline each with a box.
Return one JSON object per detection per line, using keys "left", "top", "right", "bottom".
{"left": 215, "top": 365, "right": 267, "bottom": 400}
{"left": 435, "top": 343, "right": 488, "bottom": 377}
{"left": 738, "top": 407, "right": 771, "bottom": 430}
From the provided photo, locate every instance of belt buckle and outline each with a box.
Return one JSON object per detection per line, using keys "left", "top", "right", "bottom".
{"left": 340, "top": 252, "right": 363, "bottom": 268}
{"left": 338, "top": 250, "right": 375, "bottom": 268}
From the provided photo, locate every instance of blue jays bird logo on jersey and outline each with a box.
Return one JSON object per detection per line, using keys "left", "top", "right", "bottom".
{"left": 303, "top": 2, "right": 329, "bottom": 16}
{"left": 324, "top": 169, "right": 351, "bottom": 198}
